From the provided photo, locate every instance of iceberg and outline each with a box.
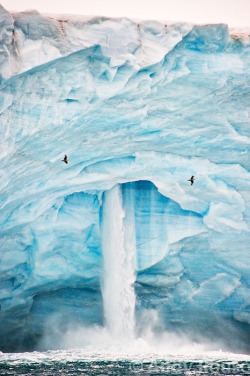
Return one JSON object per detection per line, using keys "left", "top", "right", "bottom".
{"left": 0, "top": 4, "right": 250, "bottom": 352}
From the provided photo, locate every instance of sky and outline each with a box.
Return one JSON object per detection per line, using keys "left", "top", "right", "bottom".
{"left": 1, "top": 0, "right": 250, "bottom": 27}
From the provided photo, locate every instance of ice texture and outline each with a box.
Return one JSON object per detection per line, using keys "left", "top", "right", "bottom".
{"left": 0, "top": 5, "right": 250, "bottom": 352}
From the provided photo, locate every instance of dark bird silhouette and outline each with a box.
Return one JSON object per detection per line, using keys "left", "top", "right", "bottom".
{"left": 61, "top": 155, "right": 68, "bottom": 164}
{"left": 188, "top": 176, "right": 195, "bottom": 185}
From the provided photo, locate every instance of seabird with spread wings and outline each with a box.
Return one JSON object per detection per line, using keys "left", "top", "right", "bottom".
{"left": 188, "top": 176, "right": 195, "bottom": 185}
{"left": 61, "top": 155, "right": 68, "bottom": 164}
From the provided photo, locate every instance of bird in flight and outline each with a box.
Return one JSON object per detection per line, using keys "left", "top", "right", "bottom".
{"left": 188, "top": 176, "right": 195, "bottom": 185}
{"left": 61, "top": 155, "right": 68, "bottom": 164}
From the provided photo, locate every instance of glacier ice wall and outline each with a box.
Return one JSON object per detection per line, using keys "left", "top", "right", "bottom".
{"left": 0, "top": 4, "right": 250, "bottom": 352}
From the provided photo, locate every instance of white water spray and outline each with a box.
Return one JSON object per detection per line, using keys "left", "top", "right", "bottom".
{"left": 101, "top": 184, "right": 136, "bottom": 340}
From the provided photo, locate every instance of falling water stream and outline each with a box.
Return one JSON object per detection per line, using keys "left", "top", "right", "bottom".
{"left": 101, "top": 184, "right": 136, "bottom": 340}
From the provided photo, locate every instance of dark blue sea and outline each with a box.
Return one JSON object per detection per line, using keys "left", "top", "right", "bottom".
{"left": 1, "top": 349, "right": 249, "bottom": 376}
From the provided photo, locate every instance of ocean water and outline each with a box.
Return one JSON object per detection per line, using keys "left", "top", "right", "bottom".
{"left": 1, "top": 349, "right": 250, "bottom": 376}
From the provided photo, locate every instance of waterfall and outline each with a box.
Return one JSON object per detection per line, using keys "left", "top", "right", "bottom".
{"left": 101, "top": 184, "right": 136, "bottom": 340}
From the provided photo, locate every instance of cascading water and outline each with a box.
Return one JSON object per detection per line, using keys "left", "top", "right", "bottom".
{"left": 101, "top": 184, "right": 136, "bottom": 341}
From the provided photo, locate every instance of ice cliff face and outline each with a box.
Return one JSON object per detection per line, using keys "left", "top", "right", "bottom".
{"left": 0, "top": 4, "right": 250, "bottom": 352}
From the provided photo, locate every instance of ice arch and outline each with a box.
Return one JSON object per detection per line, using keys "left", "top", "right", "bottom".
{"left": 0, "top": 179, "right": 205, "bottom": 351}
